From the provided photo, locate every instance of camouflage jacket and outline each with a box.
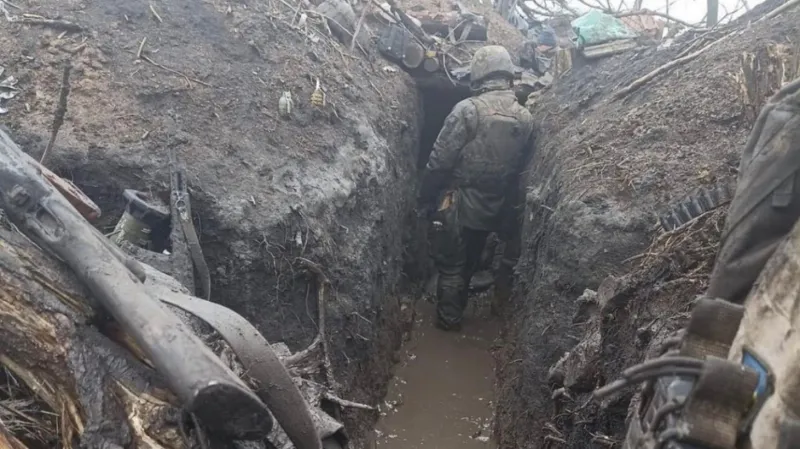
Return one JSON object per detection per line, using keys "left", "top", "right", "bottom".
{"left": 420, "top": 89, "right": 534, "bottom": 231}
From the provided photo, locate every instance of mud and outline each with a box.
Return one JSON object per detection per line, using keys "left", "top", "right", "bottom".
{"left": 375, "top": 299, "right": 499, "bottom": 449}
{"left": 495, "top": 6, "right": 800, "bottom": 448}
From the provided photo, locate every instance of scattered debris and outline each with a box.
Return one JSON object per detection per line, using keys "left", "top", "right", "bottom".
{"left": 0, "top": 67, "right": 20, "bottom": 115}
{"left": 135, "top": 36, "right": 213, "bottom": 88}
{"left": 0, "top": 1, "right": 83, "bottom": 32}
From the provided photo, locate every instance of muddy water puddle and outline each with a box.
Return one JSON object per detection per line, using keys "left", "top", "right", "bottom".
{"left": 375, "top": 299, "right": 499, "bottom": 449}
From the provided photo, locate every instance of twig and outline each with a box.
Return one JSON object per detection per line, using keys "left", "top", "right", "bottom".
{"left": 322, "top": 392, "right": 376, "bottom": 410}
{"left": 551, "top": 0, "right": 581, "bottom": 15}
{"left": 615, "top": 9, "right": 699, "bottom": 28}
{"left": 614, "top": 31, "right": 732, "bottom": 99}
{"left": 0, "top": 0, "right": 22, "bottom": 10}
{"left": 17, "top": 16, "right": 83, "bottom": 32}
{"left": 384, "top": 0, "right": 434, "bottom": 45}
{"left": 350, "top": 2, "right": 370, "bottom": 53}
{"left": 304, "top": 9, "right": 370, "bottom": 57}
{"left": 40, "top": 61, "right": 72, "bottom": 164}
{"left": 136, "top": 38, "right": 214, "bottom": 87}
{"left": 137, "top": 37, "right": 147, "bottom": 59}
{"left": 149, "top": 3, "right": 163, "bottom": 23}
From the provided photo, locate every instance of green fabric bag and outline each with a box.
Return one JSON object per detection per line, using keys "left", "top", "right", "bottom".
{"left": 571, "top": 10, "right": 637, "bottom": 47}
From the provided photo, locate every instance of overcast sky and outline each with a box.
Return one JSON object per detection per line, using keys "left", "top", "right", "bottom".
{"left": 526, "top": 0, "right": 765, "bottom": 23}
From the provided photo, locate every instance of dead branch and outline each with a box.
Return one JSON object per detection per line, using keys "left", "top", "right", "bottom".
{"left": 525, "top": 0, "right": 561, "bottom": 17}
{"left": 614, "top": 32, "right": 732, "bottom": 99}
{"left": 384, "top": 0, "right": 435, "bottom": 45}
{"left": 575, "top": 0, "right": 611, "bottom": 13}
{"left": 39, "top": 60, "right": 71, "bottom": 164}
{"left": 149, "top": 3, "right": 163, "bottom": 23}
{"left": 16, "top": 16, "right": 83, "bottom": 32}
{"left": 350, "top": 2, "right": 370, "bottom": 53}
{"left": 615, "top": 9, "right": 699, "bottom": 28}
{"left": 303, "top": 9, "right": 370, "bottom": 57}
{"left": 756, "top": 0, "right": 800, "bottom": 23}
{"left": 550, "top": 0, "right": 581, "bottom": 15}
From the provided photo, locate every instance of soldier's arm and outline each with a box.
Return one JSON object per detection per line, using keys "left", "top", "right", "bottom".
{"left": 418, "top": 100, "right": 477, "bottom": 207}
{"left": 507, "top": 122, "right": 536, "bottom": 207}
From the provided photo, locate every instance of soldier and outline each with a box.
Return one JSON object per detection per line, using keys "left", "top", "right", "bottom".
{"left": 418, "top": 45, "right": 534, "bottom": 331}
{"left": 599, "top": 78, "right": 800, "bottom": 448}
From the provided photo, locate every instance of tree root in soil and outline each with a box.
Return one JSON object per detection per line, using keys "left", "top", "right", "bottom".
{"left": 290, "top": 257, "right": 374, "bottom": 413}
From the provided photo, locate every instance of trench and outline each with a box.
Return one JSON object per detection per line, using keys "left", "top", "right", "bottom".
{"left": 371, "top": 83, "right": 502, "bottom": 449}
{"left": 11, "top": 79, "right": 513, "bottom": 449}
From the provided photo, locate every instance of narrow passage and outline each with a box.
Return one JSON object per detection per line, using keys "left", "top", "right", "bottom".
{"left": 375, "top": 298, "right": 499, "bottom": 449}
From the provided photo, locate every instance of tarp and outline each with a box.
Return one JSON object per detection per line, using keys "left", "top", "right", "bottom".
{"left": 571, "top": 10, "right": 637, "bottom": 47}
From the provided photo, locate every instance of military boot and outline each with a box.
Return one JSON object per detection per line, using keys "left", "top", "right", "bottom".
{"left": 435, "top": 272, "right": 466, "bottom": 331}
{"left": 597, "top": 298, "right": 759, "bottom": 449}
{"left": 492, "top": 258, "right": 515, "bottom": 316}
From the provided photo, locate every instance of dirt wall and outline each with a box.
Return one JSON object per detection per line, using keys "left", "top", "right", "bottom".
{"left": 0, "top": 0, "right": 423, "bottom": 443}
{"left": 496, "top": 7, "right": 800, "bottom": 447}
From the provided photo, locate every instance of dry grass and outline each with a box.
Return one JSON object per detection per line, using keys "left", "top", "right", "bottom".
{"left": 0, "top": 367, "right": 58, "bottom": 447}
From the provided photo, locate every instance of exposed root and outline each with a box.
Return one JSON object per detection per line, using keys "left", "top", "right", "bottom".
{"left": 295, "top": 257, "right": 338, "bottom": 392}
{"left": 293, "top": 257, "right": 379, "bottom": 413}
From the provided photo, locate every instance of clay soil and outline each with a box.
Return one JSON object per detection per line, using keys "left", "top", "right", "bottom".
{"left": 495, "top": 3, "right": 800, "bottom": 448}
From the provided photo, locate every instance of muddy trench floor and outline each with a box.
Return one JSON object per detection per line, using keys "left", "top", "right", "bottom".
{"left": 373, "top": 294, "right": 500, "bottom": 449}
{"left": 371, "top": 86, "right": 500, "bottom": 448}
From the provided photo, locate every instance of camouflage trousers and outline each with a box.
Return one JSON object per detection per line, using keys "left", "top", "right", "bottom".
{"left": 429, "top": 192, "right": 522, "bottom": 328}
{"left": 430, "top": 219, "right": 489, "bottom": 328}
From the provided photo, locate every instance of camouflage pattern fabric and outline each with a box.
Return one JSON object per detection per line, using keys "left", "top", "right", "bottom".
{"left": 420, "top": 87, "right": 533, "bottom": 328}
{"left": 707, "top": 80, "right": 800, "bottom": 304}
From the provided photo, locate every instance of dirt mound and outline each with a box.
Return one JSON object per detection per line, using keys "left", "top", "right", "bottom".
{"left": 496, "top": 7, "right": 800, "bottom": 447}
{"left": 0, "top": 0, "right": 426, "bottom": 442}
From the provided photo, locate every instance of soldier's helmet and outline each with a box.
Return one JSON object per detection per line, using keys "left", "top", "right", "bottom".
{"left": 470, "top": 45, "right": 515, "bottom": 84}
